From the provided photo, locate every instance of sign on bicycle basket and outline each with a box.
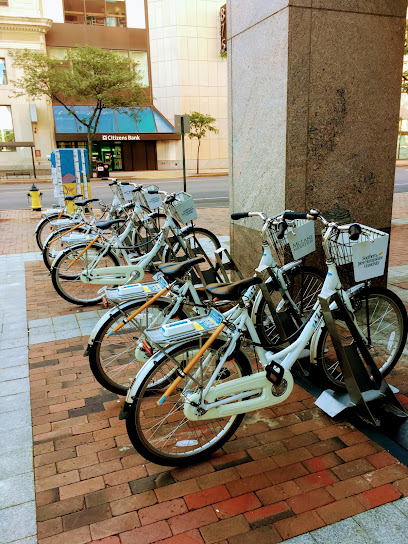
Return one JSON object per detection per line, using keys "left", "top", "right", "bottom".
{"left": 121, "top": 184, "right": 135, "bottom": 201}
{"left": 173, "top": 195, "right": 197, "bottom": 223}
{"left": 287, "top": 221, "right": 315, "bottom": 260}
{"left": 352, "top": 235, "right": 389, "bottom": 282}
{"left": 144, "top": 186, "right": 163, "bottom": 209}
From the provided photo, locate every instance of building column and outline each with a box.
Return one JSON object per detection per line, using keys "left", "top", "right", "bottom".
{"left": 228, "top": 0, "right": 406, "bottom": 275}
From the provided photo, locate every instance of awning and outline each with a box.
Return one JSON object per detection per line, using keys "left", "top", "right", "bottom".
{"left": 53, "top": 105, "right": 179, "bottom": 141}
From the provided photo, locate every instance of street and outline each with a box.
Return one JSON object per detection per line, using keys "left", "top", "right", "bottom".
{"left": 0, "top": 168, "right": 407, "bottom": 209}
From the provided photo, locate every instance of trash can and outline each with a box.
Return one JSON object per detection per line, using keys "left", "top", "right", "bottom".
{"left": 97, "top": 162, "right": 110, "bottom": 178}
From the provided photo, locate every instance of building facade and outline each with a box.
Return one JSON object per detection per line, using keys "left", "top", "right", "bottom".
{"left": 0, "top": 0, "right": 227, "bottom": 175}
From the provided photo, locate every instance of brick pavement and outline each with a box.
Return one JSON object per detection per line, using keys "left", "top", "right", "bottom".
{"left": 1, "top": 199, "right": 408, "bottom": 544}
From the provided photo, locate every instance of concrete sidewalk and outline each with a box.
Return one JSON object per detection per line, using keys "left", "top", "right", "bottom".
{"left": 0, "top": 200, "right": 408, "bottom": 544}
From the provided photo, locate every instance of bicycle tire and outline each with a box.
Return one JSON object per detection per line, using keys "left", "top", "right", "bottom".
{"left": 51, "top": 242, "right": 121, "bottom": 306}
{"left": 89, "top": 298, "right": 188, "bottom": 395}
{"left": 255, "top": 265, "right": 325, "bottom": 348}
{"left": 42, "top": 225, "right": 90, "bottom": 271}
{"left": 315, "top": 286, "right": 408, "bottom": 392}
{"left": 126, "top": 338, "right": 253, "bottom": 466}
{"left": 35, "top": 213, "right": 72, "bottom": 251}
{"left": 132, "top": 212, "right": 168, "bottom": 255}
{"left": 161, "top": 227, "right": 222, "bottom": 284}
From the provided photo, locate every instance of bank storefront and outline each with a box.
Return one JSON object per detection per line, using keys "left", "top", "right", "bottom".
{"left": 54, "top": 106, "right": 179, "bottom": 171}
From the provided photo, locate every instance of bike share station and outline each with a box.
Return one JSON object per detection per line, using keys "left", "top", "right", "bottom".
{"left": 48, "top": 148, "right": 91, "bottom": 211}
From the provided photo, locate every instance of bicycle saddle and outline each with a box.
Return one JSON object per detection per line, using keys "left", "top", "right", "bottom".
{"left": 65, "top": 194, "right": 83, "bottom": 202}
{"left": 95, "top": 219, "right": 127, "bottom": 230}
{"left": 75, "top": 199, "right": 99, "bottom": 207}
{"left": 205, "top": 277, "right": 262, "bottom": 300}
{"left": 157, "top": 257, "right": 205, "bottom": 279}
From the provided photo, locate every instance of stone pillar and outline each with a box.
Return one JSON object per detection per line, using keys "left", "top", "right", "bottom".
{"left": 228, "top": 0, "right": 406, "bottom": 276}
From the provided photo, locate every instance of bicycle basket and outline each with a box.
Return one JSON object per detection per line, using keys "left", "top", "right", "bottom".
{"left": 169, "top": 192, "right": 197, "bottom": 224}
{"left": 325, "top": 224, "right": 389, "bottom": 281}
{"left": 143, "top": 185, "right": 162, "bottom": 210}
{"left": 268, "top": 211, "right": 315, "bottom": 266}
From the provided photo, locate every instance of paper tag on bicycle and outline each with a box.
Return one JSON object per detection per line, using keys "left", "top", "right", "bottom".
{"left": 174, "top": 197, "right": 197, "bottom": 223}
{"left": 144, "top": 192, "right": 162, "bottom": 209}
{"left": 287, "top": 221, "right": 315, "bottom": 260}
{"left": 121, "top": 184, "right": 135, "bottom": 201}
{"left": 352, "top": 235, "right": 389, "bottom": 281}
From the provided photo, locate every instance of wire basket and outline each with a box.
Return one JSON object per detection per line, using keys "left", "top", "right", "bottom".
{"left": 324, "top": 224, "right": 388, "bottom": 267}
{"left": 267, "top": 211, "right": 312, "bottom": 266}
{"left": 168, "top": 192, "right": 197, "bottom": 224}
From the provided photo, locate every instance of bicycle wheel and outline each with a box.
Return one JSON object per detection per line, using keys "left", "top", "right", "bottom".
{"left": 43, "top": 225, "right": 90, "bottom": 271}
{"left": 35, "top": 213, "right": 72, "bottom": 251}
{"left": 132, "top": 212, "right": 168, "bottom": 256}
{"left": 89, "top": 299, "right": 188, "bottom": 395}
{"left": 162, "top": 227, "right": 221, "bottom": 284}
{"left": 256, "top": 265, "right": 325, "bottom": 347}
{"left": 126, "top": 338, "right": 253, "bottom": 466}
{"left": 51, "top": 243, "right": 121, "bottom": 306}
{"left": 315, "top": 286, "right": 408, "bottom": 392}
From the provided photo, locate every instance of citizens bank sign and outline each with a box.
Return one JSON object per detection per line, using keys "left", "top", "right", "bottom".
{"left": 102, "top": 134, "right": 141, "bottom": 141}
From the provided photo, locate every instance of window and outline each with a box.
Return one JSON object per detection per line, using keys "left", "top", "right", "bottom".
{"left": 63, "top": 0, "right": 126, "bottom": 27}
{"left": 129, "top": 51, "right": 149, "bottom": 87}
{"left": 0, "top": 59, "right": 7, "bottom": 85}
{"left": 0, "top": 106, "right": 15, "bottom": 152}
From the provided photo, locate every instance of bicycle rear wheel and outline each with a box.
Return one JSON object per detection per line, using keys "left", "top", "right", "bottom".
{"left": 126, "top": 339, "right": 252, "bottom": 466}
{"left": 89, "top": 299, "right": 188, "bottom": 395}
{"left": 36, "top": 213, "right": 72, "bottom": 250}
{"left": 43, "top": 225, "right": 90, "bottom": 271}
{"left": 315, "top": 286, "right": 408, "bottom": 391}
{"left": 51, "top": 243, "right": 120, "bottom": 305}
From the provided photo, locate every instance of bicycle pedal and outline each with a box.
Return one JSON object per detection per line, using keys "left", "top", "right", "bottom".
{"left": 265, "top": 361, "right": 285, "bottom": 386}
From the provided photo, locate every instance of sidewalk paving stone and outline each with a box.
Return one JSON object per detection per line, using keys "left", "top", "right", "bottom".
{"left": 0, "top": 502, "right": 37, "bottom": 544}
{"left": 0, "top": 473, "right": 36, "bottom": 510}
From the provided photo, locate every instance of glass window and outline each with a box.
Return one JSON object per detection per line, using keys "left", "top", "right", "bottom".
{"left": 64, "top": 0, "right": 85, "bottom": 23}
{"left": 135, "top": 107, "right": 156, "bottom": 133}
{"left": 48, "top": 47, "right": 68, "bottom": 60}
{"left": 85, "top": 0, "right": 105, "bottom": 25}
{"left": 106, "top": 0, "right": 126, "bottom": 27}
{"left": 115, "top": 109, "right": 138, "bottom": 132}
{"left": 0, "top": 59, "right": 7, "bottom": 85}
{"left": 153, "top": 110, "right": 173, "bottom": 133}
{"left": 97, "top": 109, "right": 118, "bottom": 133}
{"left": 129, "top": 51, "right": 149, "bottom": 87}
{"left": 0, "top": 106, "right": 15, "bottom": 151}
{"left": 54, "top": 106, "right": 78, "bottom": 132}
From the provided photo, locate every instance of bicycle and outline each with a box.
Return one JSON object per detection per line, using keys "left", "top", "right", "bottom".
{"left": 50, "top": 190, "right": 221, "bottom": 306}
{"left": 85, "top": 211, "right": 325, "bottom": 395}
{"left": 120, "top": 209, "right": 407, "bottom": 466}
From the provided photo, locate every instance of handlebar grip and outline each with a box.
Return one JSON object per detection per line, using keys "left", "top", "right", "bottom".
{"left": 231, "top": 212, "right": 249, "bottom": 220}
{"left": 277, "top": 221, "right": 288, "bottom": 239}
{"left": 148, "top": 189, "right": 158, "bottom": 194}
{"left": 348, "top": 223, "right": 362, "bottom": 241}
{"left": 120, "top": 181, "right": 130, "bottom": 186}
{"left": 282, "top": 211, "right": 308, "bottom": 220}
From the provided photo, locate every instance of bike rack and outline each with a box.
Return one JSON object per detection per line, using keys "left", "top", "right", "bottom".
{"left": 315, "top": 289, "right": 408, "bottom": 426}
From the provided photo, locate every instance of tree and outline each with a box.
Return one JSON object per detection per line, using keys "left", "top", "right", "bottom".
{"left": 10, "top": 45, "right": 148, "bottom": 173}
{"left": 401, "top": 22, "right": 408, "bottom": 94}
{"left": 186, "top": 111, "right": 219, "bottom": 174}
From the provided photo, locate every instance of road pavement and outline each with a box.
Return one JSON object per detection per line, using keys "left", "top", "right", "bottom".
{"left": 1, "top": 167, "right": 407, "bottom": 209}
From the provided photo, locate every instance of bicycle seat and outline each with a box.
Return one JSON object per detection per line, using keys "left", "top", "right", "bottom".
{"left": 65, "top": 194, "right": 83, "bottom": 202}
{"left": 157, "top": 257, "right": 205, "bottom": 279}
{"left": 95, "top": 219, "right": 127, "bottom": 230}
{"left": 75, "top": 199, "right": 99, "bottom": 207}
{"left": 205, "top": 277, "right": 263, "bottom": 300}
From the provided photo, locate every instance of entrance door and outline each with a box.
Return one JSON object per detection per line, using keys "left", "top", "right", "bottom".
{"left": 130, "top": 141, "right": 157, "bottom": 170}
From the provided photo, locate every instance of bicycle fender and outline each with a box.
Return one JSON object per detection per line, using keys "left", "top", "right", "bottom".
{"left": 309, "top": 318, "right": 325, "bottom": 364}
{"left": 35, "top": 215, "right": 56, "bottom": 234}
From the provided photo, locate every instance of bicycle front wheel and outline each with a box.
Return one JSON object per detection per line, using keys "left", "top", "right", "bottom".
{"left": 51, "top": 243, "right": 120, "bottom": 305}
{"left": 36, "top": 213, "right": 72, "bottom": 250}
{"left": 89, "top": 299, "right": 188, "bottom": 395}
{"left": 126, "top": 339, "right": 252, "bottom": 466}
{"left": 315, "top": 286, "right": 408, "bottom": 391}
{"left": 43, "top": 225, "right": 90, "bottom": 271}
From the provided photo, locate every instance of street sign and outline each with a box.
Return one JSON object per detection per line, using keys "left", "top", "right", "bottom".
{"left": 174, "top": 115, "right": 190, "bottom": 133}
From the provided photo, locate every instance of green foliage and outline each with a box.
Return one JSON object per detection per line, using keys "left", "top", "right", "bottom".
{"left": 220, "top": 50, "right": 227, "bottom": 59}
{"left": 402, "top": 22, "right": 408, "bottom": 94}
{"left": 184, "top": 111, "right": 219, "bottom": 174}
{"left": 10, "top": 45, "right": 147, "bottom": 130}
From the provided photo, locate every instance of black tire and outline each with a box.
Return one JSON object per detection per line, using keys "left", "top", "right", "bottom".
{"left": 315, "top": 286, "right": 408, "bottom": 392}
{"left": 132, "top": 212, "right": 168, "bottom": 256}
{"left": 35, "top": 213, "right": 72, "bottom": 251}
{"left": 126, "top": 339, "right": 252, "bottom": 465}
{"left": 162, "top": 227, "right": 222, "bottom": 285}
{"left": 42, "top": 225, "right": 91, "bottom": 271}
{"left": 255, "top": 265, "right": 325, "bottom": 347}
{"left": 89, "top": 298, "right": 188, "bottom": 395}
{"left": 51, "top": 242, "right": 121, "bottom": 306}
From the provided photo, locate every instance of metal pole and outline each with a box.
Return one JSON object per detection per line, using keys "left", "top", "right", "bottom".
{"left": 181, "top": 116, "right": 186, "bottom": 192}
{"left": 31, "top": 146, "right": 37, "bottom": 179}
